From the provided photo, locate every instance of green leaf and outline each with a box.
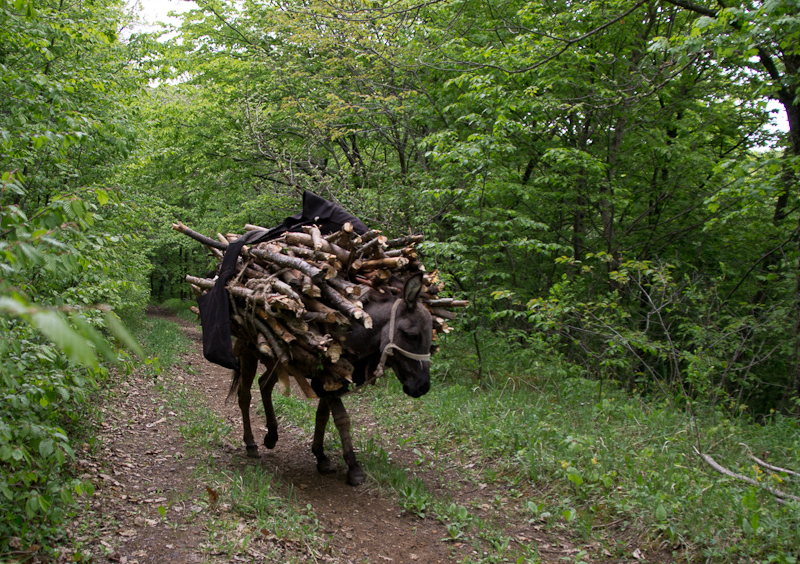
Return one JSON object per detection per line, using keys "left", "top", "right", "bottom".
{"left": 104, "top": 311, "right": 145, "bottom": 358}
{"left": 96, "top": 189, "right": 109, "bottom": 206}
{"left": 60, "top": 489, "right": 75, "bottom": 505}
{"left": 25, "top": 495, "right": 38, "bottom": 517}
{"left": 39, "top": 439, "right": 54, "bottom": 458}
{"left": 567, "top": 472, "right": 583, "bottom": 487}
{"left": 71, "top": 313, "right": 117, "bottom": 364}
{"left": 655, "top": 503, "right": 667, "bottom": 521}
{"left": 30, "top": 310, "right": 98, "bottom": 368}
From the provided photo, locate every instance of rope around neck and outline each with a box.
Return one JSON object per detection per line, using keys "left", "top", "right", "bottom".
{"left": 373, "top": 299, "right": 431, "bottom": 379}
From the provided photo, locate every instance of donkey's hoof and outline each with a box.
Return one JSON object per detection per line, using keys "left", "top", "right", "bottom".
{"left": 245, "top": 445, "right": 260, "bottom": 458}
{"left": 316, "top": 457, "right": 336, "bottom": 475}
{"left": 264, "top": 434, "right": 278, "bottom": 449}
{"left": 347, "top": 466, "right": 365, "bottom": 486}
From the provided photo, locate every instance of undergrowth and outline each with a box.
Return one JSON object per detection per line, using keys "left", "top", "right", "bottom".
{"left": 135, "top": 313, "right": 327, "bottom": 562}
{"left": 0, "top": 320, "right": 106, "bottom": 555}
{"left": 357, "top": 331, "right": 800, "bottom": 563}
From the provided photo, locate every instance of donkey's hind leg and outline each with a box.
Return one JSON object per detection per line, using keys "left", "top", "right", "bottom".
{"left": 312, "top": 398, "right": 336, "bottom": 475}
{"left": 328, "top": 397, "right": 365, "bottom": 486}
{"left": 236, "top": 345, "right": 260, "bottom": 458}
{"left": 257, "top": 365, "right": 280, "bottom": 449}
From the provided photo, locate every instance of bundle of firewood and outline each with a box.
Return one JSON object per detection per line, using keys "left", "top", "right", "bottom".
{"left": 173, "top": 221, "right": 467, "bottom": 393}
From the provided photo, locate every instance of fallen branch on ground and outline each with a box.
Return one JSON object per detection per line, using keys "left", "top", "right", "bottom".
{"left": 694, "top": 448, "right": 800, "bottom": 503}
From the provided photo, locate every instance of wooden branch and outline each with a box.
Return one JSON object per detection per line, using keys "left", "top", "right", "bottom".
{"left": 430, "top": 307, "right": 457, "bottom": 320}
{"left": 326, "top": 342, "right": 343, "bottom": 363}
{"left": 744, "top": 450, "right": 800, "bottom": 480}
{"left": 361, "top": 256, "right": 409, "bottom": 270}
{"left": 386, "top": 234, "right": 424, "bottom": 248}
{"left": 271, "top": 279, "right": 302, "bottom": 302}
{"left": 252, "top": 317, "right": 289, "bottom": 364}
{"left": 288, "top": 342, "right": 319, "bottom": 369}
{"left": 303, "top": 311, "right": 336, "bottom": 324}
{"left": 327, "top": 276, "right": 362, "bottom": 296}
{"left": 301, "top": 296, "right": 349, "bottom": 325}
{"left": 355, "top": 236, "right": 387, "bottom": 259}
{"left": 286, "top": 367, "right": 317, "bottom": 399}
{"left": 426, "top": 298, "right": 470, "bottom": 308}
{"left": 301, "top": 274, "right": 321, "bottom": 298}
{"left": 186, "top": 275, "right": 215, "bottom": 289}
{"left": 360, "top": 229, "right": 382, "bottom": 243}
{"left": 309, "top": 225, "right": 323, "bottom": 251}
{"left": 320, "top": 284, "right": 372, "bottom": 328}
{"left": 385, "top": 246, "right": 417, "bottom": 259}
{"left": 325, "top": 222, "right": 353, "bottom": 246}
{"left": 264, "top": 316, "right": 296, "bottom": 344}
{"left": 172, "top": 222, "right": 228, "bottom": 250}
{"left": 256, "top": 332, "right": 275, "bottom": 359}
{"left": 696, "top": 449, "right": 800, "bottom": 502}
{"left": 247, "top": 247, "right": 324, "bottom": 282}
{"left": 285, "top": 232, "right": 351, "bottom": 262}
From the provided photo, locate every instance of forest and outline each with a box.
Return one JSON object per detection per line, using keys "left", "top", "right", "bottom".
{"left": 1, "top": 0, "right": 799, "bottom": 561}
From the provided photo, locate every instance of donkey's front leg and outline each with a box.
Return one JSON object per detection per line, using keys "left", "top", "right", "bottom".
{"left": 311, "top": 398, "right": 336, "bottom": 475}
{"left": 257, "top": 367, "right": 279, "bottom": 449}
{"left": 237, "top": 349, "right": 260, "bottom": 458}
{"left": 328, "top": 397, "right": 365, "bottom": 486}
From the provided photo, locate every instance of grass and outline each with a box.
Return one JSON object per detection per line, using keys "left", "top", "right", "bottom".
{"left": 158, "top": 298, "right": 200, "bottom": 324}
{"left": 344, "top": 333, "right": 800, "bottom": 563}
{"left": 126, "top": 310, "right": 328, "bottom": 563}
{"left": 124, "top": 309, "right": 192, "bottom": 370}
{"left": 128, "top": 310, "right": 800, "bottom": 563}
{"left": 167, "top": 383, "right": 326, "bottom": 563}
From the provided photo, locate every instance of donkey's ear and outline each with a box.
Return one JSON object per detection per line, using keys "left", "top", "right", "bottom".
{"left": 403, "top": 273, "right": 424, "bottom": 309}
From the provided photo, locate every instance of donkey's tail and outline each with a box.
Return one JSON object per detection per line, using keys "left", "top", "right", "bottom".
{"left": 226, "top": 368, "right": 240, "bottom": 404}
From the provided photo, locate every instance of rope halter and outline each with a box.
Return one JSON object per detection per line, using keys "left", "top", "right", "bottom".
{"left": 373, "top": 299, "right": 431, "bottom": 379}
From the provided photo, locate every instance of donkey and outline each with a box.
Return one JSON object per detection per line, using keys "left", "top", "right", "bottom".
{"left": 229, "top": 273, "right": 433, "bottom": 485}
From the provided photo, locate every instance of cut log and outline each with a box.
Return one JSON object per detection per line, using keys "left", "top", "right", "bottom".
{"left": 320, "top": 284, "right": 372, "bottom": 328}
{"left": 247, "top": 247, "right": 325, "bottom": 282}
{"left": 253, "top": 317, "right": 289, "bottom": 365}
{"left": 361, "top": 256, "right": 409, "bottom": 270}
{"left": 172, "top": 222, "right": 228, "bottom": 250}
{"left": 256, "top": 332, "right": 275, "bottom": 359}
{"left": 285, "top": 232, "right": 351, "bottom": 263}
{"left": 386, "top": 234, "right": 424, "bottom": 248}
{"left": 264, "top": 316, "right": 296, "bottom": 344}
{"left": 426, "top": 298, "right": 470, "bottom": 308}
{"left": 186, "top": 275, "right": 215, "bottom": 289}
{"left": 301, "top": 296, "right": 349, "bottom": 325}
{"left": 177, "top": 220, "right": 464, "bottom": 398}
{"left": 430, "top": 308, "right": 457, "bottom": 320}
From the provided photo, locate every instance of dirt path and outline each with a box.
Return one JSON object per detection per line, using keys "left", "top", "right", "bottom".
{"left": 65, "top": 309, "right": 471, "bottom": 564}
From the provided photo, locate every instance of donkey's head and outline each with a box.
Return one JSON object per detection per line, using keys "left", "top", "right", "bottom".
{"left": 376, "top": 273, "right": 433, "bottom": 398}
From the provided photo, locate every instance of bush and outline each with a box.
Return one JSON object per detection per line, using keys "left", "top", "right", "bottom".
{"left": 517, "top": 255, "right": 795, "bottom": 413}
{"left": 0, "top": 320, "right": 100, "bottom": 550}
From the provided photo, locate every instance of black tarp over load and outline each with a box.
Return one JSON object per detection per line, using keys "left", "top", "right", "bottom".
{"left": 173, "top": 192, "right": 468, "bottom": 395}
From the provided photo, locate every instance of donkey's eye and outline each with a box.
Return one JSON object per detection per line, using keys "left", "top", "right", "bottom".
{"left": 404, "top": 331, "right": 422, "bottom": 343}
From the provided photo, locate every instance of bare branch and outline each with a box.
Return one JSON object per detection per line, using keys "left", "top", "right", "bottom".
{"left": 696, "top": 449, "right": 800, "bottom": 502}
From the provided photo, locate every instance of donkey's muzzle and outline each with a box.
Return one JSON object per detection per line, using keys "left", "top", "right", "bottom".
{"left": 404, "top": 380, "right": 430, "bottom": 398}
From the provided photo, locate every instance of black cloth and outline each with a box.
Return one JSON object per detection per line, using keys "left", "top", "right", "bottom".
{"left": 198, "top": 192, "right": 368, "bottom": 369}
